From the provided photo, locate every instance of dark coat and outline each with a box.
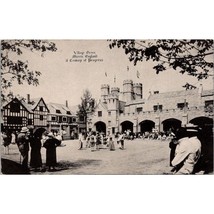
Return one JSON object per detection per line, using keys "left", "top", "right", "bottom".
{"left": 43, "top": 137, "right": 60, "bottom": 167}
{"left": 30, "top": 135, "right": 42, "bottom": 168}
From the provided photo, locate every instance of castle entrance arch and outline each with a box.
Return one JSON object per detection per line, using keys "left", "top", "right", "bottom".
{"left": 139, "top": 120, "right": 155, "bottom": 133}
{"left": 120, "top": 121, "right": 133, "bottom": 133}
{"left": 94, "top": 121, "right": 106, "bottom": 134}
{"left": 162, "top": 118, "right": 182, "bottom": 132}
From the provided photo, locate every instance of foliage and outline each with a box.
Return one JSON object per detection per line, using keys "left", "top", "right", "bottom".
{"left": 109, "top": 40, "right": 213, "bottom": 81}
{"left": 77, "top": 89, "right": 95, "bottom": 131}
{"left": 1, "top": 40, "right": 57, "bottom": 102}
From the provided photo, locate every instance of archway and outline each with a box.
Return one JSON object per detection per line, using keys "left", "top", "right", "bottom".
{"left": 120, "top": 121, "right": 133, "bottom": 133}
{"left": 94, "top": 121, "right": 106, "bottom": 134}
{"left": 139, "top": 120, "right": 155, "bottom": 133}
{"left": 162, "top": 118, "right": 182, "bottom": 132}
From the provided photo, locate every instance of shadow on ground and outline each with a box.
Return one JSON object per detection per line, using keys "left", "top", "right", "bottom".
{"left": 1, "top": 158, "right": 30, "bottom": 175}
{"left": 56, "top": 159, "right": 102, "bottom": 171}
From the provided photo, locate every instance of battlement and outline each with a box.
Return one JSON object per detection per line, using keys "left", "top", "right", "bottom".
{"left": 101, "top": 84, "right": 110, "bottom": 89}
{"left": 133, "top": 83, "right": 142, "bottom": 87}
{"left": 123, "top": 80, "right": 133, "bottom": 85}
{"left": 111, "top": 87, "right": 120, "bottom": 92}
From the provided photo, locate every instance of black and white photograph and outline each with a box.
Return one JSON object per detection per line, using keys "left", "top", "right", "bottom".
{"left": 1, "top": 39, "right": 213, "bottom": 175}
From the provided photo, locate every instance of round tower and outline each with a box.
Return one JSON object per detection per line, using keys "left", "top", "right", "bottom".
{"left": 133, "top": 83, "right": 143, "bottom": 100}
{"left": 123, "top": 80, "right": 134, "bottom": 102}
{"left": 111, "top": 87, "right": 120, "bottom": 96}
{"left": 101, "top": 84, "right": 110, "bottom": 103}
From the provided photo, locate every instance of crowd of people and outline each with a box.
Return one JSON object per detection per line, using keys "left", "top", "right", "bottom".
{"left": 1, "top": 123, "right": 208, "bottom": 175}
{"left": 78, "top": 131, "right": 126, "bottom": 151}
{"left": 1, "top": 127, "right": 63, "bottom": 172}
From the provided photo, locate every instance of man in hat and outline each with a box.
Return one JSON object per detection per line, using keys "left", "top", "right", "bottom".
{"left": 171, "top": 124, "right": 202, "bottom": 174}
{"left": 17, "top": 127, "right": 30, "bottom": 170}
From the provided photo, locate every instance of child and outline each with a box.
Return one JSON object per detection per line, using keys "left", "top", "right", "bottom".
{"left": 90, "top": 132, "right": 96, "bottom": 152}
{"left": 109, "top": 136, "right": 115, "bottom": 151}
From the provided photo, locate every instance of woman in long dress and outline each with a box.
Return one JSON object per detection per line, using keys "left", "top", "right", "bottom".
{"left": 43, "top": 132, "right": 61, "bottom": 171}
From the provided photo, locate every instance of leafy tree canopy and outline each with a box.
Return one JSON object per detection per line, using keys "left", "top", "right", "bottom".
{"left": 77, "top": 89, "right": 95, "bottom": 117}
{"left": 109, "top": 40, "right": 213, "bottom": 80}
{"left": 1, "top": 40, "right": 57, "bottom": 102}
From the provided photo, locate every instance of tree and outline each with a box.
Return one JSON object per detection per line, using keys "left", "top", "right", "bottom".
{"left": 1, "top": 40, "right": 57, "bottom": 102}
{"left": 108, "top": 40, "right": 213, "bottom": 82}
{"left": 77, "top": 89, "right": 95, "bottom": 133}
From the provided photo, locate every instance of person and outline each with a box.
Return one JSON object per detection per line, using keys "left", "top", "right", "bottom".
{"left": 29, "top": 128, "right": 43, "bottom": 172}
{"left": 2, "top": 131, "right": 11, "bottom": 155}
{"left": 85, "top": 132, "right": 91, "bottom": 148}
{"left": 16, "top": 127, "right": 30, "bottom": 170}
{"left": 11, "top": 131, "right": 16, "bottom": 144}
{"left": 118, "top": 132, "right": 125, "bottom": 150}
{"left": 43, "top": 132, "right": 61, "bottom": 171}
{"left": 90, "top": 132, "right": 96, "bottom": 152}
{"left": 96, "top": 132, "right": 101, "bottom": 150}
{"left": 171, "top": 125, "right": 202, "bottom": 174}
{"left": 78, "top": 132, "right": 85, "bottom": 150}
{"left": 109, "top": 136, "right": 115, "bottom": 151}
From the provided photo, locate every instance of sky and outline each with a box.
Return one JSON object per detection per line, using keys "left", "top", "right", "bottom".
{"left": 8, "top": 40, "right": 214, "bottom": 107}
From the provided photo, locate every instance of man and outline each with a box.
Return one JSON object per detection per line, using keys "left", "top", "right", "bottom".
{"left": 17, "top": 127, "right": 30, "bottom": 170}
{"left": 171, "top": 124, "right": 201, "bottom": 174}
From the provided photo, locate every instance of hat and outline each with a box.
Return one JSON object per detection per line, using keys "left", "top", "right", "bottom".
{"left": 20, "top": 127, "right": 29, "bottom": 133}
{"left": 47, "top": 132, "right": 54, "bottom": 137}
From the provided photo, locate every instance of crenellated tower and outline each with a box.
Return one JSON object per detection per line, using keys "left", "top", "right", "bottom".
{"left": 101, "top": 84, "right": 110, "bottom": 103}
{"left": 123, "top": 80, "right": 134, "bottom": 102}
{"left": 133, "top": 83, "right": 143, "bottom": 100}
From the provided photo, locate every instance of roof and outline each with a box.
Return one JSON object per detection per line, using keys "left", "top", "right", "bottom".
{"left": 48, "top": 102, "right": 74, "bottom": 115}
{"left": 202, "top": 89, "right": 214, "bottom": 97}
{"left": 148, "top": 89, "right": 199, "bottom": 100}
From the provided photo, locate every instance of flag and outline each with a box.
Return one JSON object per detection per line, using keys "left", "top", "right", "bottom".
{"left": 137, "top": 70, "right": 140, "bottom": 78}
{"left": 127, "top": 66, "right": 129, "bottom": 71}
{"left": 105, "top": 72, "right": 107, "bottom": 77}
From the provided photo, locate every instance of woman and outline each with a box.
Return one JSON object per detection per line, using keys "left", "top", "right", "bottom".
{"left": 43, "top": 132, "right": 61, "bottom": 171}
{"left": 29, "top": 129, "right": 43, "bottom": 172}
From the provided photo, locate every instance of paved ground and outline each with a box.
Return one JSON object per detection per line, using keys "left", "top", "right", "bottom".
{"left": 1, "top": 138, "right": 173, "bottom": 175}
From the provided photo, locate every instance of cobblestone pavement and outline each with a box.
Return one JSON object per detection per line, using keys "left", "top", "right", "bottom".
{"left": 1, "top": 139, "right": 172, "bottom": 175}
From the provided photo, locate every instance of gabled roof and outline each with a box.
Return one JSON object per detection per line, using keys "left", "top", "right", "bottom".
{"left": 2, "top": 97, "right": 33, "bottom": 113}
{"left": 28, "top": 97, "right": 49, "bottom": 112}
{"left": 48, "top": 102, "right": 74, "bottom": 115}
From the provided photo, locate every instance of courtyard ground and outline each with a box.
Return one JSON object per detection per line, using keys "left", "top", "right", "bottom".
{"left": 1, "top": 138, "right": 174, "bottom": 175}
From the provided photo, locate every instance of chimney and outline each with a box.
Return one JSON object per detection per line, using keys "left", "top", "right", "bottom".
{"left": 27, "top": 94, "right": 30, "bottom": 104}
{"left": 66, "top": 100, "right": 68, "bottom": 107}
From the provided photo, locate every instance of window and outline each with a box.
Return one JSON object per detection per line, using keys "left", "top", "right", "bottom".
{"left": 10, "top": 102, "right": 20, "bottom": 113}
{"left": 7, "top": 116, "right": 22, "bottom": 124}
{"left": 153, "top": 105, "right": 162, "bottom": 112}
{"left": 62, "top": 117, "right": 67, "bottom": 122}
{"left": 108, "top": 121, "right": 111, "bottom": 126}
{"left": 67, "top": 111, "right": 71, "bottom": 115}
{"left": 39, "top": 106, "right": 43, "bottom": 111}
{"left": 108, "top": 111, "right": 111, "bottom": 116}
{"left": 154, "top": 91, "right": 159, "bottom": 94}
{"left": 112, "top": 127, "right": 115, "bottom": 134}
{"left": 136, "top": 107, "right": 143, "bottom": 113}
{"left": 56, "top": 109, "right": 61, "bottom": 114}
{"left": 40, "top": 115, "right": 43, "bottom": 120}
{"left": 98, "top": 111, "right": 102, "bottom": 117}
{"left": 177, "top": 102, "right": 188, "bottom": 110}
{"left": 58, "top": 116, "right": 62, "bottom": 123}
{"left": 28, "top": 119, "right": 33, "bottom": 125}
{"left": 51, "top": 116, "right": 56, "bottom": 121}
{"left": 73, "top": 118, "right": 76, "bottom": 122}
